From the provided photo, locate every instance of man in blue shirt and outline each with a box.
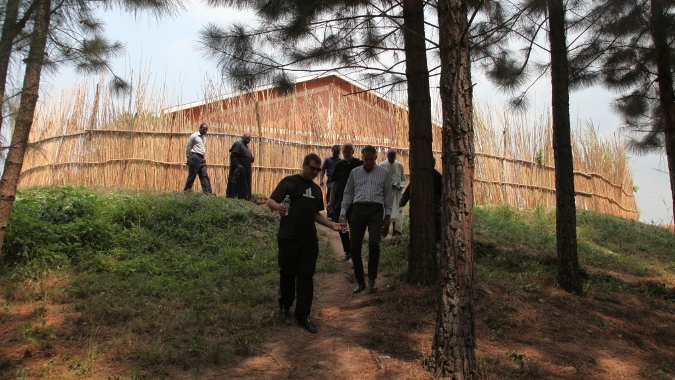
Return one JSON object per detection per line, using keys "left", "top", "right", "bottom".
{"left": 319, "top": 145, "right": 342, "bottom": 214}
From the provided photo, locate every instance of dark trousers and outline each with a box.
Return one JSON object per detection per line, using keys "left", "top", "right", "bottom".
{"left": 332, "top": 195, "right": 352, "bottom": 254}
{"left": 350, "top": 203, "right": 384, "bottom": 284}
{"left": 278, "top": 238, "right": 319, "bottom": 319}
{"left": 184, "top": 153, "right": 212, "bottom": 194}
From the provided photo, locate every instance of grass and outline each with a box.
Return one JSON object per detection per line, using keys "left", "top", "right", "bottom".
{"left": 0, "top": 186, "right": 335, "bottom": 378}
{"left": 3, "top": 189, "right": 674, "bottom": 378}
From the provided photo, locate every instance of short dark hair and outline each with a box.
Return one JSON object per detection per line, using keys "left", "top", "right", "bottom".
{"left": 332, "top": 144, "right": 340, "bottom": 150}
{"left": 199, "top": 123, "right": 208, "bottom": 129}
{"left": 361, "top": 145, "right": 377, "bottom": 155}
{"left": 303, "top": 153, "right": 321, "bottom": 166}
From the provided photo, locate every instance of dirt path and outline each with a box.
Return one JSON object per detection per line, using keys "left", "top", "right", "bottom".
{"left": 195, "top": 226, "right": 433, "bottom": 380}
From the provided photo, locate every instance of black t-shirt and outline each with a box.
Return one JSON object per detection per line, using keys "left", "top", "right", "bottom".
{"left": 270, "top": 174, "right": 324, "bottom": 240}
{"left": 332, "top": 158, "right": 364, "bottom": 197}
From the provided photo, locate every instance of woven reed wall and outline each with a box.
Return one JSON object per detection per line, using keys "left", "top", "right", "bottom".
{"left": 19, "top": 78, "right": 639, "bottom": 219}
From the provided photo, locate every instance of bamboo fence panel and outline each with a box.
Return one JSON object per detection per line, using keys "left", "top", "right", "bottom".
{"left": 19, "top": 78, "right": 638, "bottom": 219}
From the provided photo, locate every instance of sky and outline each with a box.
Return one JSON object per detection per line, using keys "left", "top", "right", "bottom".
{"left": 51, "top": 0, "right": 673, "bottom": 225}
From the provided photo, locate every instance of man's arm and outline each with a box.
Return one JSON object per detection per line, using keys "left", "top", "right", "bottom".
{"left": 328, "top": 180, "right": 339, "bottom": 209}
{"left": 185, "top": 135, "right": 195, "bottom": 162}
{"left": 266, "top": 197, "right": 288, "bottom": 216}
{"left": 315, "top": 212, "right": 343, "bottom": 231}
{"left": 319, "top": 169, "right": 326, "bottom": 187}
{"left": 229, "top": 142, "right": 243, "bottom": 169}
{"left": 340, "top": 171, "right": 355, "bottom": 217}
{"left": 383, "top": 171, "right": 393, "bottom": 216}
{"left": 399, "top": 184, "right": 411, "bottom": 207}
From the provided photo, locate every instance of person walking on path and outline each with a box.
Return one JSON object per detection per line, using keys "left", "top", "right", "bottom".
{"left": 183, "top": 123, "right": 213, "bottom": 194}
{"left": 266, "top": 153, "right": 344, "bottom": 334}
{"left": 226, "top": 132, "right": 255, "bottom": 200}
{"left": 340, "top": 145, "right": 392, "bottom": 294}
{"left": 319, "top": 144, "right": 342, "bottom": 214}
{"left": 379, "top": 148, "right": 406, "bottom": 236}
{"left": 327, "top": 143, "right": 363, "bottom": 262}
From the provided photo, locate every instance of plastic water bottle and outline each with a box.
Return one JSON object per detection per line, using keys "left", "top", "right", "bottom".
{"left": 281, "top": 195, "right": 291, "bottom": 216}
{"left": 339, "top": 217, "right": 348, "bottom": 232}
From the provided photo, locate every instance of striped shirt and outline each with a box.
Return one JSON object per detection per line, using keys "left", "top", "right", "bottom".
{"left": 185, "top": 132, "right": 206, "bottom": 160}
{"left": 340, "top": 165, "right": 393, "bottom": 216}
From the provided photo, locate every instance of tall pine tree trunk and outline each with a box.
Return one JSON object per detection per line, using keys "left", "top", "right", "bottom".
{"left": 426, "top": 0, "right": 476, "bottom": 377}
{"left": 0, "top": 0, "right": 50, "bottom": 253}
{"left": 0, "top": 0, "right": 24, "bottom": 134}
{"left": 548, "top": 0, "right": 583, "bottom": 295}
{"left": 650, "top": 0, "right": 675, "bottom": 229}
{"left": 403, "top": 0, "right": 438, "bottom": 285}
{"left": 0, "top": 0, "right": 37, "bottom": 134}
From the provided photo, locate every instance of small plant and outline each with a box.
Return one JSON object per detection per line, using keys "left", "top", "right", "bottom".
{"left": 20, "top": 317, "right": 57, "bottom": 350}
{"left": 535, "top": 148, "right": 544, "bottom": 165}
{"left": 507, "top": 350, "right": 526, "bottom": 370}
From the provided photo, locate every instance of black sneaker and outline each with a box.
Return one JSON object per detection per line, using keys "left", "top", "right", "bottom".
{"left": 369, "top": 279, "right": 378, "bottom": 291}
{"left": 297, "top": 316, "right": 317, "bottom": 333}
{"left": 277, "top": 308, "right": 290, "bottom": 320}
{"left": 353, "top": 282, "right": 367, "bottom": 294}
{"left": 342, "top": 253, "right": 351, "bottom": 262}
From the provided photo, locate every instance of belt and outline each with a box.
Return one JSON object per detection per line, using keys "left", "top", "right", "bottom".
{"left": 354, "top": 202, "right": 382, "bottom": 206}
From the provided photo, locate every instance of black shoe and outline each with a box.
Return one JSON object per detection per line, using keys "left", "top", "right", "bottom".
{"left": 369, "top": 279, "right": 378, "bottom": 291}
{"left": 353, "top": 282, "right": 366, "bottom": 294}
{"left": 342, "top": 253, "right": 351, "bottom": 262}
{"left": 277, "top": 308, "right": 290, "bottom": 320}
{"left": 297, "top": 316, "right": 317, "bottom": 333}
{"left": 392, "top": 230, "right": 401, "bottom": 236}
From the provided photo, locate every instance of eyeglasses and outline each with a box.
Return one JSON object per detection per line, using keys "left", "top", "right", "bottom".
{"left": 307, "top": 164, "right": 321, "bottom": 172}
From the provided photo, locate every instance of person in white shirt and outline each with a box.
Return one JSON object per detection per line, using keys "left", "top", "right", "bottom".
{"left": 183, "top": 123, "right": 213, "bottom": 194}
{"left": 340, "top": 145, "right": 393, "bottom": 293}
{"left": 379, "top": 148, "right": 406, "bottom": 236}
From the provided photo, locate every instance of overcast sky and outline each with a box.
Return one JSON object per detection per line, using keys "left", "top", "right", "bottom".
{"left": 50, "top": 0, "right": 673, "bottom": 225}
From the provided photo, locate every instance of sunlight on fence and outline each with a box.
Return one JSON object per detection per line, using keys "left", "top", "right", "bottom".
{"left": 19, "top": 75, "right": 638, "bottom": 219}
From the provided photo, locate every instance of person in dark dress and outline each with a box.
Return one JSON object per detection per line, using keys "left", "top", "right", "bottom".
{"left": 266, "top": 153, "right": 344, "bottom": 334}
{"left": 226, "top": 132, "right": 254, "bottom": 199}
{"left": 327, "top": 142, "right": 363, "bottom": 262}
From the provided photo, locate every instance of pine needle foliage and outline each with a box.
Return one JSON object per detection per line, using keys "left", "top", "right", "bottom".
{"left": 590, "top": 0, "right": 675, "bottom": 154}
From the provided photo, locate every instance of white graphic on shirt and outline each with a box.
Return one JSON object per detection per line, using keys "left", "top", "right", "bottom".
{"left": 303, "top": 188, "right": 315, "bottom": 198}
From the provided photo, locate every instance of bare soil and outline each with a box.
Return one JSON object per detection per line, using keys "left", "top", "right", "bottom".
{"left": 2, "top": 225, "right": 675, "bottom": 379}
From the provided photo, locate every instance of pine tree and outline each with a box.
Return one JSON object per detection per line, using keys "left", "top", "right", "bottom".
{"left": 0, "top": 0, "right": 184, "bottom": 253}
{"left": 426, "top": 0, "right": 477, "bottom": 376}
{"left": 475, "top": 0, "right": 614, "bottom": 295}
{"left": 200, "top": 0, "right": 440, "bottom": 284}
{"left": 593, "top": 0, "right": 675, "bottom": 228}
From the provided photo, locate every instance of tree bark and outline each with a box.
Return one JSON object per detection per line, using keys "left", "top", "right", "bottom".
{"left": 402, "top": 0, "right": 438, "bottom": 285}
{"left": 0, "top": 0, "right": 51, "bottom": 253}
{"left": 426, "top": 0, "right": 476, "bottom": 377}
{"left": 547, "top": 0, "right": 583, "bottom": 296}
{"left": 0, "top": 0, "right": 37, "bottom": 135}
{"left": 650, "top": 0, "right": 675, "bottom": 230}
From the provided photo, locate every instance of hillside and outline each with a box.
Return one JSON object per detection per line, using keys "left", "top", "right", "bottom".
{"left": 0, "top": 187, "right": 673, "bottom": 379}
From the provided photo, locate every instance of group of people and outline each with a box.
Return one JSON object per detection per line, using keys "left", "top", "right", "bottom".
{"left": 183, "top": 123, "right": 413, "bottom": 334}
{"left": 267, "top": 143, "right": 408, "bottom": 334}
{"left": 183, "top": 123, "right": 255, "bottom": 200}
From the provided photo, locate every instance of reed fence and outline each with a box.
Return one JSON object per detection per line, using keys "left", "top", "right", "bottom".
{"left": 19, "top": 77, "right": 638, "bottom": 219}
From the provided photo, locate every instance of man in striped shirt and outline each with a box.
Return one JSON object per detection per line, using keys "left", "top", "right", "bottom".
{"left": 340, "top": 145, "right": 393, "bottom": 293}
{"left": 183, "top": 123, "right": 213, "bottom": 194}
